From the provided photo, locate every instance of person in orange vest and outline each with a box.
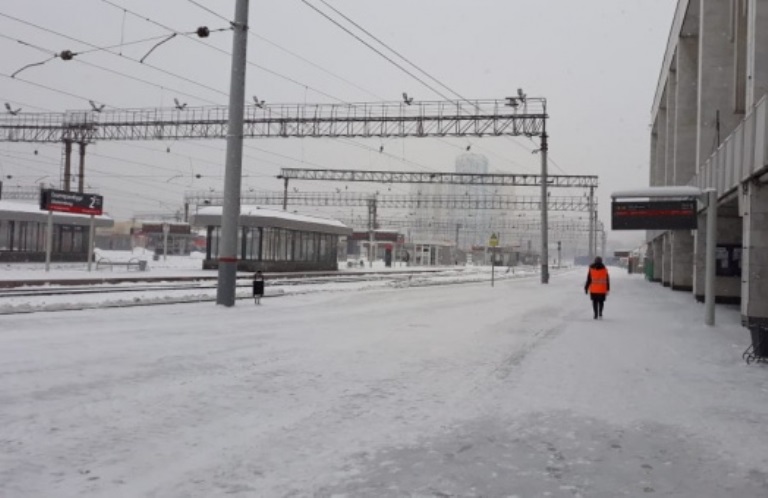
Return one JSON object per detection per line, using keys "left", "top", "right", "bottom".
{"left": 584, "top": 256, "right": 610, "bottom": 319}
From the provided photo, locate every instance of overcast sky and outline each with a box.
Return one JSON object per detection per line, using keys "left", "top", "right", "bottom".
{"left": 0, "top": 0, "right": 676, "bottom": 249}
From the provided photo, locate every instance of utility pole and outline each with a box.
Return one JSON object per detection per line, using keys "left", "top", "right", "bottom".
{"left": 216, "top": 0, "right": 250, "bottom": 307}
{"left": 540, "top": 117, "right": 549, "bottom": 284}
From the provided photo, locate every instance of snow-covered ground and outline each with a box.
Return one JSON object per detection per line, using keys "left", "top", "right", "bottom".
{"left": 0, "top": 250, "right": 545, "bottom": 313}
{"left": 1, "top": 270, "right": 766, "bottom": 497}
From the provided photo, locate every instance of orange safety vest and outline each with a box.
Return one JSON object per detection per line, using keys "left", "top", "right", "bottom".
{"left": 589, "top": 267, "right": 609, "bottom": 294}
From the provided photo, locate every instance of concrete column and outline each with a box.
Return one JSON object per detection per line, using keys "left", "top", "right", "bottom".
{"left": 666, "top": 69, "right": 677, "bottom": 187}
{"left": 746, "top": 0, "right": 768, "bottom": 107}
{"left": 697, "top": 0, "right": 743, "bottom": 171}
{"left": 671, "top": 231, "right": 695, "bottom": 291}
{"left": 741, "top": 181, "right": 768, "bottom": 325}
{"left": 662, "top": 233, "right": 673, "bottom": 286}
{"left": 675, "top": 36, "right": 700, "bottom": 185}
{"left": 667, "top": 38, "right": 699, "bottom": 293}
{"left": 657, "top": 105, "right": 668, "bottom": 187}
{"left": 649, "top": 125, "right": 659, "bottom": 187}
{"left": 652, "top": 238, "right": 663, "bottom": 282}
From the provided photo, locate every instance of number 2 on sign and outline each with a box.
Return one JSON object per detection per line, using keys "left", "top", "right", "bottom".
{"left": 89, "top": 196, "right": 97, "bottom": 208}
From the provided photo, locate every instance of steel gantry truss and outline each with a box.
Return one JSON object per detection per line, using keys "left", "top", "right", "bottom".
{"left": 185, "top": 191, "right": 595, "bottom": 212}
{"left": 341, "top": 217, "right": 604, "bottom": 248}
{"left": 0, "top": 96, "right": 564, "bottom": 287}
{"left": 0, "top": 99, "right": 547, "bottom": 143}
{"left": 351, "top": 218, "right": 605, "bottom": 232}
{"left": 277, "top": 168, "right": 598, "bottom": 188}
{"left": 0, "top": 184, "right": 43, "bottom": 201}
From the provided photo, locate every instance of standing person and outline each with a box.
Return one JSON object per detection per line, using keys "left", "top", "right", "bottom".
{"left": 584, "top": 256, "right": 610, "bottom": 319}
{"left": 253, "top": 271, "right": 265, "bottom": 305}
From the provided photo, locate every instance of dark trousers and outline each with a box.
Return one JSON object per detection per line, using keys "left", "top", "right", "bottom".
{"left": 590, "top": 293, "right": 606, "bottom": 317}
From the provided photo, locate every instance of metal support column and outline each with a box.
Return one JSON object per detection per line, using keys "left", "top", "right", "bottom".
{"left": 63, "top": 140, "right": 72, "bottom": 192}
{"left": 367, "top": 197, "right": 377, "bottom": 267}
{"left": 77, "top": 142, "right": 86, "bottom": 193}
{"left": 216, "top": 0, "right": 250, "bottom": 307}
{"left": 282, "top": 177, "right": 289, "bottom": 211}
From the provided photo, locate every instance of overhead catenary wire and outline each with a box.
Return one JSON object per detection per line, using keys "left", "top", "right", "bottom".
{"left": 0, "top": 150, "right": 189, "bottom": 206}
{"left": 104, "top": 0, "right": 520, "bottom": 182}
{"left": 180, "top": 0, "right": 534, "bottom": 176}
{"left": 2, "top": 4, "right": 539, "bottom": 212}
{"left": 300, "top": 0, "right": 564, "bottom": 173}
{"left": 0, "top": 35, "right": 225, "bottom": 106}
{"left": 99, "top": 0, "right": 342, "bottom": 103}
{"left": 96, "top": 0, "right": 443, "bottom": 182}
{"left": 0, "top": 10, "right": 231, "bottom": 101}
{"left": 185, "top": 0, "right": 231, "bottom": 23}
{"left": 313, "top": 0, "right": 471, "bottom": 105}
{"left": 298, "top": 0, "right": 453, "bottom": 102}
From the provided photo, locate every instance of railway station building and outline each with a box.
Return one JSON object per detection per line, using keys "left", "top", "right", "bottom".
{"left": 647, "top": 0, "right": 768, "bottom": 328}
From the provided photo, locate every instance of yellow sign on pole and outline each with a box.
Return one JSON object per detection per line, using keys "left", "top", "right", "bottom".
{"left": 489, "top": 233, "right": 499, "bottom": 248}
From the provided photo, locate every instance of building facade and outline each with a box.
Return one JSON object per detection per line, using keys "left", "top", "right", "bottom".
{"left": 648, "top": 0, "right": 768, "bottom": 327}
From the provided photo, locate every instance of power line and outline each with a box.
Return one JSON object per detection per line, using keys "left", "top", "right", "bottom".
{"left": 0, "top": 35, "right": 225, "bottom": 106}
{"left": 3, "top": 6, "right": 519, "bottom": 195}
{"left": 0, "top": 150, "right": 186, "bottom": 205}
{"left": 249, "top": 32, "right": 385, "bottom": 101}
{"left": 99, "top": 0, "right": 340, "bottom": 103}
{"left": 185, "top": 0, "right": 231, "bottom": 23}
{"left": 97, "top": 1, "right": 440, "bottom": 184}
{"left": 97, "top": 0, "right": 491, "bottom": 180}
{"left": 0, "top": 10, "right": 230, "bottom": 101}
{"left": 300, "top": 0, "right": 563, "bottom": 174}
{"left": 298, "top": 1, "right": 535, "bottom": 172}
{"left": 313, "top": 0, "right": 470, "bottom": 104}
{"left": 298, "top": 0, "right": 452, "bottom": 101}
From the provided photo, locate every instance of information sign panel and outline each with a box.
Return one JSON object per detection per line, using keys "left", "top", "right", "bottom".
{"left": 40, "top": 189, "right": 104, "bottom": 216}
{"left": 611, "top": 200, "right": 697, "bottom": 230}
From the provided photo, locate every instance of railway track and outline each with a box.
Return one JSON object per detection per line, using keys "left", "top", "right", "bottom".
{"left": 0, "top": 267, "right": 549, "bottom": 315}
{"left": 0, "top": 274, "right": 410, "bottom": 299}
{"left": 0, "top": 269, "right": 467, "bottom": 315}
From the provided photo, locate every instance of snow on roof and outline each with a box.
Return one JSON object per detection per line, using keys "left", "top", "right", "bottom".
{"left": 0, "top": 200, "right": 114, "bottom": 227}
{"left": 611, "top": 186, "right": 704, "bottom": 199}
{"left": 191, "top": 205, "right": 352, "bottom": 235}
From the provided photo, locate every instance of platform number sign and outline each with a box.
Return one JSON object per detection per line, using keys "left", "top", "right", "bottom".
{"left": 40, "top": 189, "right": 104, "bottom": 216}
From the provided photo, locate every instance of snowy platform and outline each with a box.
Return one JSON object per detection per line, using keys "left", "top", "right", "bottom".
{"left": 1, "top": 270, "right": 766, "bottom": 497}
